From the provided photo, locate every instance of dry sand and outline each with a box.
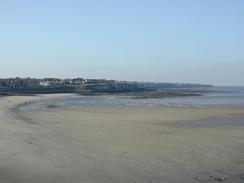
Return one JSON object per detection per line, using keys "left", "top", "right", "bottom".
{"left": 0, "top": 94, "right": 244, "bottom": 183}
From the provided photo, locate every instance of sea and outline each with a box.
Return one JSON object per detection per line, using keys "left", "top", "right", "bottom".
{"left": 17, "top": 86, "right": 244, "bottom": 112}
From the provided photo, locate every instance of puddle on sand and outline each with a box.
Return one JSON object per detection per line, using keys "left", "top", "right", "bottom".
{"left": 172, "top": 118, "right": 244, "bottom": 128}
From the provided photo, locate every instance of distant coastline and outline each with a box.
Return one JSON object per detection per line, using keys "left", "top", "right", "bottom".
{"left": 0, "top": 77, "right": 212, "bottom": 97}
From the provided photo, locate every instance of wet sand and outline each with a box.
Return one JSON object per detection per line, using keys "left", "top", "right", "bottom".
{"left": 1, "top": 95, "right": 244, "bottom": 183}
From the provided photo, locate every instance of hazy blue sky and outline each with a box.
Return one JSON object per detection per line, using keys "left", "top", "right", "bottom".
{"left": 0, "top": 0, "right": 243, "bottom": 85}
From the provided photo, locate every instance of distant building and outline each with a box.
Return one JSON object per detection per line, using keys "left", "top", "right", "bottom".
{"left": 39, "top": 81, "right": 51, "bottom": 87}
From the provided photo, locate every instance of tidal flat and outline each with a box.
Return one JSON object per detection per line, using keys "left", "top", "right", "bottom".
{"left": 0, "top": 94, "right": 244, "bottom": 183}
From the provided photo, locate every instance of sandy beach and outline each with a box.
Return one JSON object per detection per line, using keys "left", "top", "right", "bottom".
{"left": 1, "top": 94, "right": 244, "bottom": 183}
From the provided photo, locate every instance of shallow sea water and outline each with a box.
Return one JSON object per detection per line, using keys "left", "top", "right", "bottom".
{"left": 18, "top": 86, "right": 244, "bottom": 112}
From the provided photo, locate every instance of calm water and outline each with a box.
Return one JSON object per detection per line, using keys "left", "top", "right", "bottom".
{"left": 18, "top": 86, "right": 244, "bottom": 112}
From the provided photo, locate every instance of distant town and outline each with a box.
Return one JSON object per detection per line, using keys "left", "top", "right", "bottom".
{"left": 0, "top": 77, "right": 212, "bottom": 96}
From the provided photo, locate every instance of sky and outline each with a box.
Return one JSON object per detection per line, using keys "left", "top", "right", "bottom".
{"left": 0, "top": 0, "right": 243, "bottom": 85}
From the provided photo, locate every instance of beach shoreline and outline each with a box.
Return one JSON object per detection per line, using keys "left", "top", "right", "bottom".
{"left": 1, "top": 94, "right": 244, "bottom": 183}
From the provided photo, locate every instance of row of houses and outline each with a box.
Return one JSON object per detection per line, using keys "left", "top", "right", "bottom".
{"left": 38, "top": 78, "right": 87, "bottom": 87}
{"left": 0, "top": 78, "right": 118, "bottom": 89}
{"left": 0, "top": 78, "right": 88, "bottom": 89}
